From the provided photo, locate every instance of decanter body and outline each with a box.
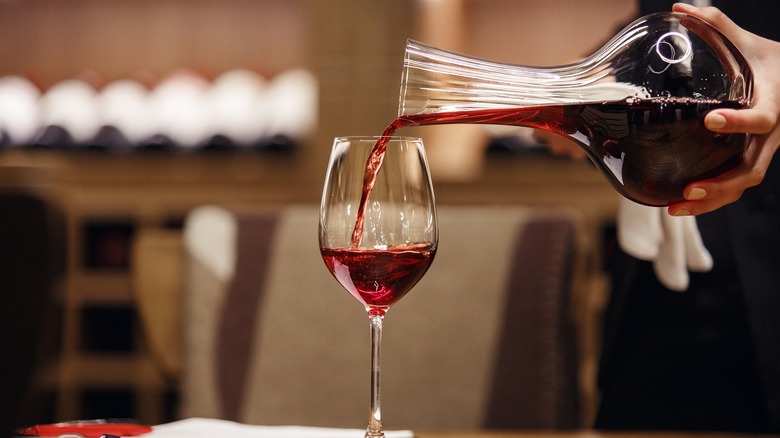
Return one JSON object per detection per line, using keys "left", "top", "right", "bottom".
{"left": 397, "top": 12, "right": 753, "bottom": 206}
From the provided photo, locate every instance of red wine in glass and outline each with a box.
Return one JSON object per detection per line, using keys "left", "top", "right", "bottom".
{"left": 321, "top": 243, "right": 435, "bottom": 316}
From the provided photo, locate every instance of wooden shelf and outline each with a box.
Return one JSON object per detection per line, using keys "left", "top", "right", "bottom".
{"left": 56, "top": 354, "right": 165, "bottom": 389}
{"left": 68, "top": 272, "right": 134, "bottom": 305}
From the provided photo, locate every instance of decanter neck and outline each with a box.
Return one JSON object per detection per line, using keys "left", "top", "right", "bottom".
{"left": 398, "top": 38, "right": 647, "bottom": 116}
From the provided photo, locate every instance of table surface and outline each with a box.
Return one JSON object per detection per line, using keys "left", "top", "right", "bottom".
{"left": 414, "top": 431, "right": 765, "bottom": 438}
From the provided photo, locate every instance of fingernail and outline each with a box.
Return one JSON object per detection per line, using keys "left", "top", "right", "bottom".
{"left": 706, "top": 113, "right": 727, "bottom": 130}
{"left": 672, "top": 208, "right": 691, "bottom": 216}
{"left": 687, "top": 187, "right": 707, "bottom": 200}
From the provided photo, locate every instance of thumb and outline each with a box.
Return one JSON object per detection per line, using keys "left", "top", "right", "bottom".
{"left": 672, "top": 3, "right": 754, "bottom": 47}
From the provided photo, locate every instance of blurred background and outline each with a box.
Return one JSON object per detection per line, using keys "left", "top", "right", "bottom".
{"left": 0, "top": 0, "right": 636, "bottom": 429}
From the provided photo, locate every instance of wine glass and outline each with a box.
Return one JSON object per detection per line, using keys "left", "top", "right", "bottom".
{"left": 319, "top": 136, "right": 438, "bottom": 437}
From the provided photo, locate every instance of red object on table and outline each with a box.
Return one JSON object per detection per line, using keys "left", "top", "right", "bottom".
{"left": 20, "top": 422, "right": 153, "bottom": 437}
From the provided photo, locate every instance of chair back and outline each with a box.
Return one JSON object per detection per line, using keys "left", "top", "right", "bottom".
{"left": 179, "top": 204, "right": 581, "bottom": 430}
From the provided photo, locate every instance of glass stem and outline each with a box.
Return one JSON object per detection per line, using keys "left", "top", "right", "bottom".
{"left": 366, "top": 312, "right": 384, "bottom": 438}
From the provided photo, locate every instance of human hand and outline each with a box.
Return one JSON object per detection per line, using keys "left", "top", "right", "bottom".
{"left": 669, "top": 3, "right": 780, "bottom": 216}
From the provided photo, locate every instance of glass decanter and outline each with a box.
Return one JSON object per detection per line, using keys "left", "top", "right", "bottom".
{"left": 394, "top": 12, "right": 753, "bottom": 206}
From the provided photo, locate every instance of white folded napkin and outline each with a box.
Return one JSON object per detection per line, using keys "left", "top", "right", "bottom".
{"left": 150, "top": 418, "right": 414, "bottom": 438}
{"left": 617, "top": 197, "right": 713, "bottom": 292}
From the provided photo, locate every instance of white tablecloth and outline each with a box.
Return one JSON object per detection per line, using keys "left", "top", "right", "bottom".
{"left": 150, "top": 418, "right": 413, "bottom": 438}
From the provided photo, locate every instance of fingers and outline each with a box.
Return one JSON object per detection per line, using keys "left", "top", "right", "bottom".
{"left": 669, "top": 168, "right": 750, "bottom": 216}
{"left": 671, "top": 127, "right": 780, "bottom": 216}
{"left": 672, "top": 3, "right": 744, "bottom": 43}
{"left": 705, "top": 108, "right": 777, "bottom": 134}
{"left": 668, "top": 157, "right": 766, "bottom": 216}
{"left": 674, "top": 175, "right": 744, "bottom": 216}
{"left": 668, "top": 186, "right": 744, "bottom": 216}
{"left": 668, "top": 198, "right": 732, "bottom": 216}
